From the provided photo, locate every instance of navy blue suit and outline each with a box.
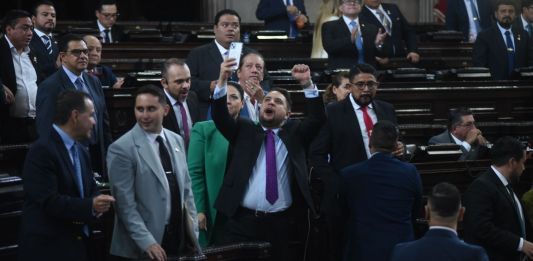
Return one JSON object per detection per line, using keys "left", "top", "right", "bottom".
{"left": 256, "top": 0, "right": 306, "bottom": 34}
{"left": 446, "top": 0, "right": 493, "bottom": 41}
{"left": 390, "top": 228, "right": 489, "bottom": 261}
{"left": 95, "top": 65, "right": 118, "bottom": 88}
{"left": 340, "top": 152, "right": 422, "bottom": 261}
{"left": 29, "top": 30, "right": 59, "bottom": 78}
{"left": 18, "top": 128, "right": 99, "bottom": 261}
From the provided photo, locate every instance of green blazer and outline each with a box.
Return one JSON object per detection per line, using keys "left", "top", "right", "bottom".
{"left": 187, "top": 120, "right": 229, "bottom": 247}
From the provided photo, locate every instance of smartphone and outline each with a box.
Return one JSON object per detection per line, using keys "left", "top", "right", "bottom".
{"left": 227, "top": 42, "right": 243, "bottom": 70}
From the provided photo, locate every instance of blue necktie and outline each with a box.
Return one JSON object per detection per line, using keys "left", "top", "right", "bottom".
{"left": 469, "top": 0, "right": 482, "bottom": 33}
{"left": 286, "top": 0, "right": 298, "bottom": 38}
{"left": 527, "top": 24, "right": 533, "bottom": 38}
{"left": 350, "top": 21, "right": 365, "bottom": 64}
{"left": 103, "top": 29, "right": 111, "bottom": 43}
{"left": 75, "top": 77, "right": 89, "bottom": 94}
{"left": 41, "top": 35, "right": 53, "bottom": 54}
{"left": 74, "top": 77, "right": 98, "bottom": 144}
{"left": 70, "top": 143, "right": 84, "bottom": 197}
{"left": 504, "top": 31, "right": 515, "bottom": 76}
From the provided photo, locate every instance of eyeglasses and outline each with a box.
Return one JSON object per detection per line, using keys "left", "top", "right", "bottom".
{"left": 14, "top": 25, "right": 33, "bottom": 33}
{"left": 66, "top": 49, "right": 89, "bottom": 57}
{"left": 342, "top": 0, "right": 361, "bottom": 5}
{"left": 350, "top": 81, "right": 379, "bottom": 90}
{"left": 218, "top": 22, "right": 240, "bottom": 29}
{"left": 100, "top": 12, "right": 119, "bottom": 19}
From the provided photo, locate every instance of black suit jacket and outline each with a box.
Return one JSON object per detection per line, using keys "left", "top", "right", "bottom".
{"left": 446, "top": 0, "right": 493, "bottom": 41}
{"left": 309, "top": 97, "right": 397, "bottom": 215}
{"left": 92, "top": 21, "right": 125, "bottom": 43}
{"left": 514, "top": 16, "right": 533, "bottom": 42}
{"left": 18, "top": 128, "right": 99, "bottom": 261}
{"left": 96, "top": 65, "right": 118, "bottom": 87}
{"left": 464, "top": 168, "right": 530, "bottom": 261}
{"left": 322, "top": 18, "right": 382, "bottom": 70}
{"left": 472, "top": 24, "right": 533, "bottom": 80}
{"left": 256, "top": 0, "right": 307, "bottom": 34}
{"left": 359, "top": 4, "right": 417, "bottom": 57}
{"left": 163, "top": 91, "right": 200, "bottom": 136}
{"left": 211, "top": 91, "right": 325, "bottom": 218}
{"left": 29, "top": 30, "right": 59, "bottom": 78}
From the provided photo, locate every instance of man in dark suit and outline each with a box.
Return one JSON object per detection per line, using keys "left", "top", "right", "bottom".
{"left": 340, "top": 120, "right": 422, "bottom": 261}
{"left": 256, "top": 0, "right": 308, "bottom": 38}
{"left": 161, "top": 58, "right": 200, "bottom": 151}
{"left": 30, "top": 1, "right": 59, "bottom": 78}
{"left": 36, "top": 34, "right": 112, "bottom": 177}
{"left": 360, "top": 0, "right": 420, "bottom": 63}
{"left": 212, "top": 61, "right": 325, "bottom": 261}
{"left": 309, "top": 63, "right": 402, "bottom": 260}
{"left": 464, "top": 136, "right": 533, "bottom": 261}
{"left": 391, "top": 182, "right": 488, "bottom": 261}
{"left": 94, "top": 0, "right": 124, "bottom": 43}
{"left": 322, "top": 0, "right": 387, "bottom": 70}
{"left": 186, "top": 9, "right": 244, "bottom": 120}
{"left": 18, "top": 90, "right": 115, "bottom": 261}
{"left": 472, "top": 0, "right": 533, "bottom": 80}
{"left": 428, "top": 107, "right": 489, "bottom": 160}
{"left": 446, "top": 0, "right": 493, "bottom": 42}
{"left": 515, "top": 0, "right": 533, "bottom": 39}
{"left": 0, "top": 9, "right": 43, "bottom": 144}
{"left": 83, "top": 34, "right": 123, "bottom": 89}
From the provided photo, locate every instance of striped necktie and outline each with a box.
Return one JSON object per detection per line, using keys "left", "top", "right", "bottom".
{"left": 42, "top": 35, "right": 53, "bottom": 54}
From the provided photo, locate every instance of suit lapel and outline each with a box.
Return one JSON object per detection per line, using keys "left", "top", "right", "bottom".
{"left": 487, "top": 169, "right": 519, "bottom": 213}
{"left": 163, "top": 129, "right": 186, "bottom": 201}
{"left": 165, "top": 96, "right": 180, "bottom": 133}
{"left": 51, "top": 129, "right": 82, "bottom": 196}
{"left": 209, "top": 42, "right": 224, "bottom": 65}
{"left": 342, "top": 98, "right": 365, "bottom": 149}
{"left": 132, "top": 124, "right": 169, "bottom": 190}
{"left": 493, "top": 27, "right": 509, "bottom": 67}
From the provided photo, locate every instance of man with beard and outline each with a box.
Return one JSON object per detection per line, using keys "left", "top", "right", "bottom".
{"left": 211, "top": 61, "right": 325, "bottom": 261}
{"left": 472, "top": 0, "right": 533, "bottom": 80}
{"left": 463, "top": 136, "right": 533, "bottom": 261}
{"left": 30, "top": 1, "right": 59, "bottom": 78}
{"left": 309, "top": 63, "right": 403, "bottom": 260}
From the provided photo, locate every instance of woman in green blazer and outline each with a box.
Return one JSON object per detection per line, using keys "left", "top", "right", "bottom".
{"left": 188, "top": 82, "right": 244, "bottom": 247}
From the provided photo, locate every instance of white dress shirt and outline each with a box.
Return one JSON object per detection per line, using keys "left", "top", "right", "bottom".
{"left": 349, "top": 94, "right": 378, "bottom": 158}
{"left": 365, "top": 5, "right": 393, "bottom": 33}
{"left": 463, "top": 0, "right": 481, "bottom": 41}
{"left": 450, "top": 133, "right": 472, "bottom": 152}
{"left": 97, "top": 20, "right": 113, "bottom": 43}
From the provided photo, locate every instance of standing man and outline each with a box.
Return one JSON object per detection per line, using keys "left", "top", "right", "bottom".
{"left": 428, "top": 107, "right": 489, "bottom": 160}
{"left": 309, "top": 63, "right": 403, "bottom": 260}
{"left": 94, "top": 0, "right": 124, "bottom": 43}
{"left": 83, "top": 34, "right": 123, "bottom": 89}
{"left": 359, "top": 0, "right": 420, "bottom": 63}
{"left": 108, "top": 85, "right": 200, "bottom": 260}
{"left": 391, "top": 182, "right": 489, "bottom": 261}
{"left": 186, "top": 9, "right": 244, "bottom": 120}
{"left": 321, "top": 0, "right": 387, "bottom": 70}
{"left": 30, "top": 1, "right": 59, "bottom": 78}
{"left": 256, "top": 0, "right": 309, "bottom": 38}
{"left": 516, "top": 0, "right": 533, "bottom": 40}
{"left": 18, "top": 90, "right": 115, "bottom": 261}
{"left": 161, "top": 58, "right": 200, "bottom": 150}
{"left": 464, "top": 136, "right": 533, "bottom": 261}
{"left": 472, "top": 0, "right": 533, "bottom": 80}
{"left": 212, "top": 61, "right": 325, "bottom": 261}
{"left": 0, "top": 9, "right": 42, "bottom": 144}
{"left": 446, "top": 0, "right": 493, "bottom": 42}
{"left": 36, "top": 34, "right": 112, "bottom": 176}
{"left": 340, "top": 121, "right": 422, "bottom": 261}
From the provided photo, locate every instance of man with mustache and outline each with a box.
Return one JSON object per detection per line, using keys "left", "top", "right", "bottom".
{"left": 30, "top": 1, "right": 59, "bottom": 78}
{"left": 309, "top": 63, "right": 402, "bottom": 260}
{"left": 36, "top": 34, "right": 112, "bottom": 177}
{"left": 0, "top": 9, "right": 43, "bottom": 144}
{"left": 472, "top": 0, "right": 533, "bottom": 80}
{"left": 463, "top": 136, "right": 533, "bottom": 261}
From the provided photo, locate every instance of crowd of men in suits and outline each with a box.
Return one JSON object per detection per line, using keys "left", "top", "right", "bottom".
{"left": 1, "top": 0, "right": 533, "bottom": 261}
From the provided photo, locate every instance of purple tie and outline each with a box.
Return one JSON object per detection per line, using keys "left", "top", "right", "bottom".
{"left": 177, "top": 102, "right": 190, "bottom": 149}
{"left": 265, "top": 129, "right": 278, "bottom": 204}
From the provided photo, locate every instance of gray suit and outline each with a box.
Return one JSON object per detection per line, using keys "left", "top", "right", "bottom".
{"left": 107, "top": 124, "right": 200, "bottom": 259}
{"left": 428, "top": 130, "right": 486, "bottom": 160}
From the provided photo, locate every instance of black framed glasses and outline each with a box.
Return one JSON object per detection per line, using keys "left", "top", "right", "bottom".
{"left": 350, "top": 81, "right": 379, "bottom": 90}
{"left": 66, "top": 49, "right": 89, "bottom": 57}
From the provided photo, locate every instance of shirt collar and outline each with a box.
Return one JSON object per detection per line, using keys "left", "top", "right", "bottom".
{"left": 262, "top": 126, "right": 281, "bottom": 135}
{"left": 349, "top": 94, "right": 374, "bottom": 110}
{"left": 214, "top": 39, "right": 229, "bottom": 57}
{"left": 365, "top": 4, "right": 385, "bottom": 15}
{"left": 450, "top": 133, "right": 463, "bottom": 144}
{"left": 5, "top": 35, "right": 30, "bottom": 54}
{"left": 143, "top": 128, "right": 165, "bottom": 144}
{"left": 342, "top": 15, "right": 360, "bottom": 26}
{"left": 429, "top": 226, "right": 458, "bottom": 235}
{"left": 521, "top": 15, "right": 530, "bottom": 30}
{"left": 497, "top": 22, "right": 513, "bottom": 35}
{"left": 491, "top": 165, "right": 510, "bottom": 187}
{"left": 62, "top": 65, "right": 83, "bottom": 83}
{"left": 164, "top": 89, "right": 181, "bottom": 106}
{"left": 34, "top": 28, "right": 52, "bottom": 39}
{"left": 97, "top": 20, "right": 108, "bottom": 31}
{"left": 53, "top": 124, "right": 76, "bottom": 150}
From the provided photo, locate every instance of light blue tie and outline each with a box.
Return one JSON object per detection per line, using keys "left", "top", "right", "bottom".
{"left": 350, "top": 21, "right": 365, "bottom": 64}
{"left": 74, "top": 77, "right": 98, "bottom": 144}
{"left": 74, "top": 77, "right": 89, "bottom": 94}
{"left": 469, "top": 0, "right": 482, "bottom": 33}
{"left": 286, "top": 0, "right": 298, "bottom": 38}
{"left": 70, "top": 143, "right": 84, "bottom": 197}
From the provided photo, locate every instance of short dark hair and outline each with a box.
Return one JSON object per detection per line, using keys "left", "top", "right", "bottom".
{"left": 96, "top": 0, "right": 117, "bottom": 11}
{"left": 369, "top": 120, "right": 399, "bottom": 152}
{"left": 349, "top": 63, "right": 377, "bottom": 82}
{"left": 135, "top": 84, "right": 167, "bottom": 106}
{"left": 428, "top": 182, "right": 461, "bottom": 218}
{"left": 32, "top": 1, "right": 55, "bottom": 16}
{"left": 161, "top": 58, "right": 187, "bottom": 79}
{"left": 269, "top": 87, "right": 292, "bottom": 111}
{"left": 491, "top": 136, "right": 525, "bottom": 166}
{"left": 214, "top": 9, "right": 241, "bottom": 26}
{"left": 53, "top": 90, "right": 92, "bottom": 125}
{"left": 522, "top": 0, "right": 533, "bottom": 9}
{"left": 238, "top": 50, "right": 265, "bottom": 71}
{"left": 58, "top": 34, "right": 85, "bottom": 53}
{"left": 227, "top": 81, "right": 244, "bottom": 101}
{"left": 448, "top": 107, "right": 473, "bottom": 130}
{"left": 494, "top": 0, "right": 516, "bottom": 10}
{"left": 2, "top": 9, "right": 31, "bottom": 33}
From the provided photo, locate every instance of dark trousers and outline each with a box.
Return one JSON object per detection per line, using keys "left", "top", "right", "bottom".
{"left": 223, "top": 207, "right": 291, "bottom": 261}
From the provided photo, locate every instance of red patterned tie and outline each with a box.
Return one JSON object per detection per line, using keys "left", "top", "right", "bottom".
{"left": 361, "top": 106, "right": 374, "bottom": 138}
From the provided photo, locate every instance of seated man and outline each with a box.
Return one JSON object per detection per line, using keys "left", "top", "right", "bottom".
{"left": 428, "top": 107, "right": 488, "bottom": 160}
{"left": 83, "top": 34, "right": 123, "bottom": 89}
{"left": 390, "top": 182, "right": 489, "bottom": 261}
